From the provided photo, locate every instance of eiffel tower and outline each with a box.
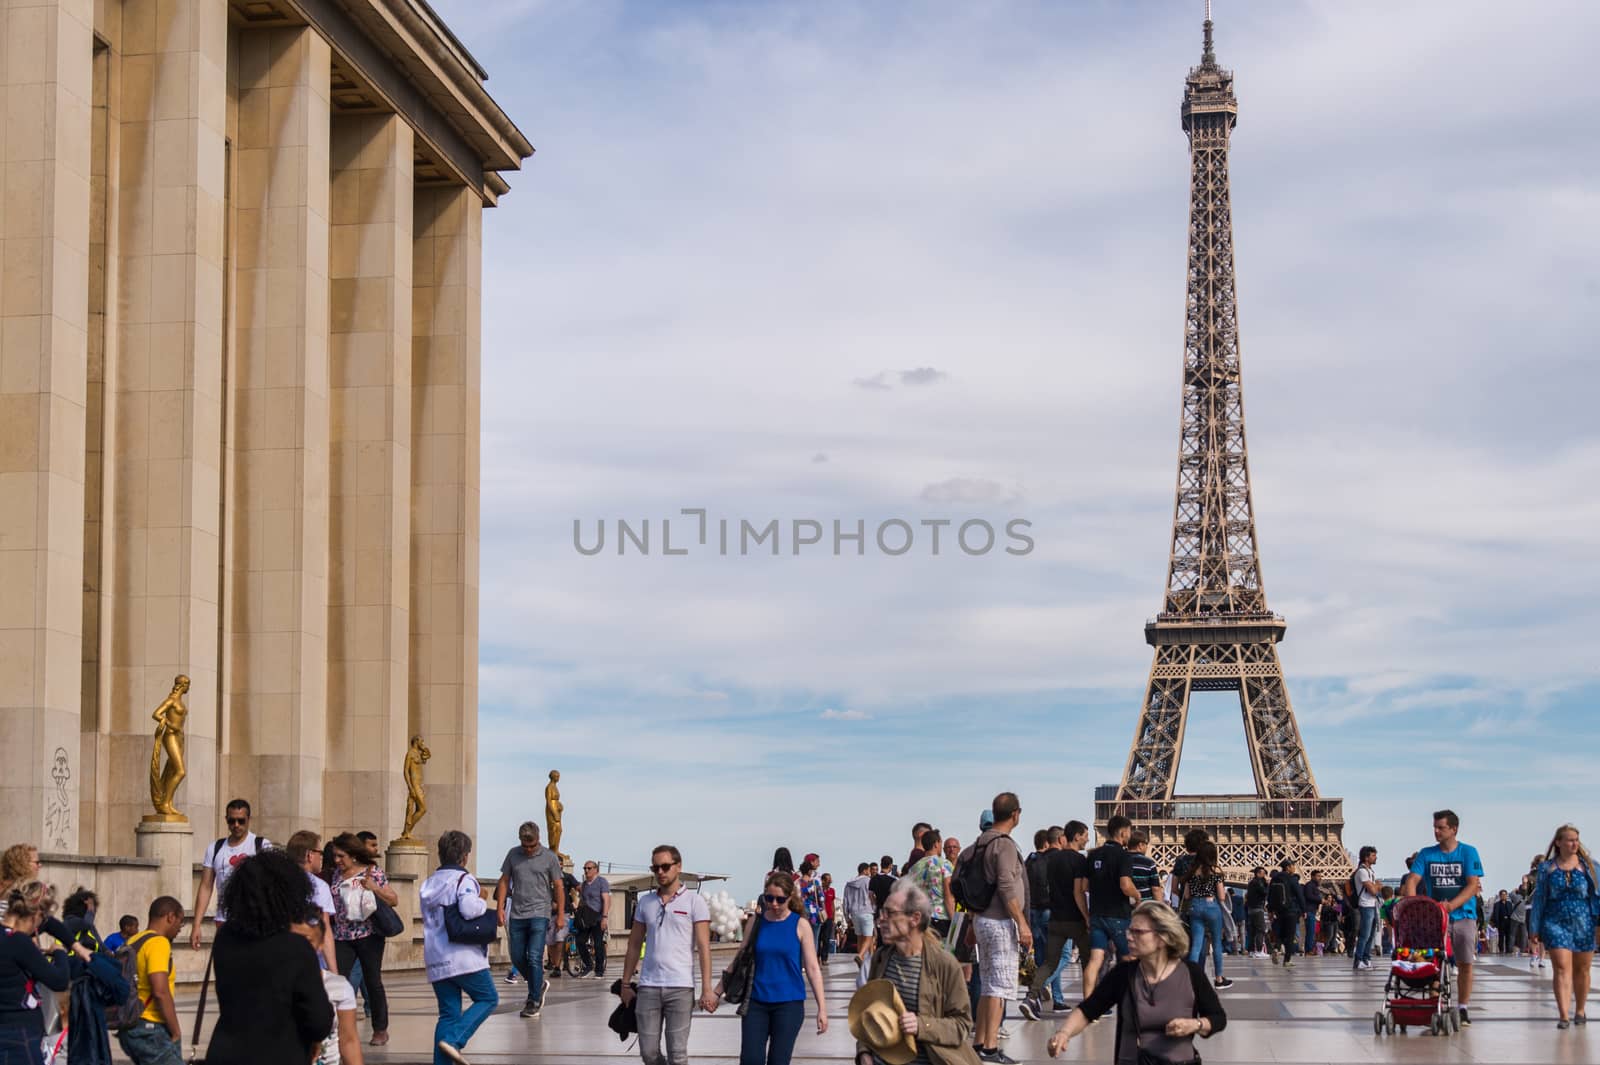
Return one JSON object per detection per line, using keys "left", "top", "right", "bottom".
{"left": 1095, "top": 7, "right": 1349, "bottom": 881}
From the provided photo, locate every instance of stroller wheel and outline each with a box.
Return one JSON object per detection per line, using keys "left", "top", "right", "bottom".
{"left": 1384, "top": 1009, "right": 1395, "bottom": 1035}
{"left": 1374, "top": 1011, "right": 1384, "bottom": 1036}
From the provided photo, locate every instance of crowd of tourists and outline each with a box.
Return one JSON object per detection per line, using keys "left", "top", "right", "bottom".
{"left": 0, "top": 801, "right": 1593, "bottom": 1065}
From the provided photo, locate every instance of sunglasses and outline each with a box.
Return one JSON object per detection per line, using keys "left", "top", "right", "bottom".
{"left": 762, "top": 894, "right": 788, "bottom": 906}
{"left": 651, "top": 862, "right": 678, "bottom": 873}
{"left": 226, "top": 817, "right": 248, "bottom": 826}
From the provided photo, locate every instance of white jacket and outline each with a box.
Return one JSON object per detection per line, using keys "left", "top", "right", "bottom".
{"left": 420, "top": 866, "right": 491, "bottom": 982}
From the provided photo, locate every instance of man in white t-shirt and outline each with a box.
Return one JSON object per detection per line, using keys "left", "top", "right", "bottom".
{"left": 288, "top": 829, "right": 339, "bottom": 971}
{"left": 619, "top": 845, "right": 715, "bottom": 1065}
{"left": 1352, "top": 844, "right": 1382, "bottom": 970}
{"left": 191, "top": 798, "right": 272, "bottom": 950}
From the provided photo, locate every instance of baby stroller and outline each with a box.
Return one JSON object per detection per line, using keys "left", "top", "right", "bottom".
{"left": 1374, "top": 896, "right": 1456, "bottom": 1036}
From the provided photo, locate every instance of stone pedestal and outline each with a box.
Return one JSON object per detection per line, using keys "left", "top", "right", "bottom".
{"left": 386, "top": 839, "right": 429, "bottom": 879}
{"left": 135, "top": 820, "right": 196, "bottom": 906}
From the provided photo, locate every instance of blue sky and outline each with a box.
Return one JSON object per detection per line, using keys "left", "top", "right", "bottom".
{"left": 431, "top": 0, "right": 1600, "bottom": 901}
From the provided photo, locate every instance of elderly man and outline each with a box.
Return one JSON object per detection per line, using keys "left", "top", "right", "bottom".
{"left": 855, "top": 879, "right": 980, "bottom": 1065}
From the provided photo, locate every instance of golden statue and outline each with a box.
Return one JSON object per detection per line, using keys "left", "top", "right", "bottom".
{"left": 400, "top": 735, "right": 432, "bottom": 839}
{"left": 146, "top": 675, "right": 190, "bottom": 822}
{"left": 545, "top": 769, "right": 567, "bottom": 862}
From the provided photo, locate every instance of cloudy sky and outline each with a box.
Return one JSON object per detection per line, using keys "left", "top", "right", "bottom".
{"left": 430, "top": 0, "right": 1600, "bottom": 898}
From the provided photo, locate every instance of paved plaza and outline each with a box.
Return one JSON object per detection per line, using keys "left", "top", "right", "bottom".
{"left": 145, "top": 950, "right": 1597, "bottom": 1064}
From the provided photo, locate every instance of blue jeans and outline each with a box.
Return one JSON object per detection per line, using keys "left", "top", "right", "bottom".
{"left": 432, "top": 968, "right": 499, "bottom": 1065}
{"left": 1356, "top": 905, "right": 1378, "bottom": 965}
{"left": 1187, "top": 898, "right": 1225, "bottom": 978}
{"left": 117, "top": 1021, "right": 183, "bottom": 1065}
{"left": 1029, "top": 908, "right": 1051, "bottom": 966}
{"left": 739, "top": 999, "right": 804, "bottom": 1065}
{"left": 1090, "top": 915, "right": 1130, "bottom": 958}
{"left": 1304, "top": 912, "right": 1317, "bottom": 952}
{"left": 508, "top": 915, "right": 550, "bottom": 1005}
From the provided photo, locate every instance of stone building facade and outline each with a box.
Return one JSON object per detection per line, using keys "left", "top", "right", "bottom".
{"left": 0, "top": 0, "right": 529, "bottom": 861}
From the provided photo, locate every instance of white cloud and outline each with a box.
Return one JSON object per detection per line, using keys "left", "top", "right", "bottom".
{"left": 820, "top": 708, "right": 869, "bottom": 721}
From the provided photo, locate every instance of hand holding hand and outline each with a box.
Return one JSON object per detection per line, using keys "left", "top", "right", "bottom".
{"left": 699, "top": 991, "right": 719, "bottom": 1012}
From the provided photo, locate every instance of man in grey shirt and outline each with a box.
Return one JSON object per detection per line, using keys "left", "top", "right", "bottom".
{"left": 496, "top": 821, "right": 565, "bottom": 1018}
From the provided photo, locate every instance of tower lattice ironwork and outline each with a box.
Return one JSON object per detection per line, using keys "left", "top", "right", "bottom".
{"left": 1095, "top": 10, "right": 1349, "bottom": 881}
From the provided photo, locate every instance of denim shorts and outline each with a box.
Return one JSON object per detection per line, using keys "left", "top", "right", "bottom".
{"left": 1090, "top": 915, "right": 1130, "bottom": 957}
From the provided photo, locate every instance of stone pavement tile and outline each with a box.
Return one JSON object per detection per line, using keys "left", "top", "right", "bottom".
{"left": 131, "top": 952, "right": 1596, "bottom": 1063}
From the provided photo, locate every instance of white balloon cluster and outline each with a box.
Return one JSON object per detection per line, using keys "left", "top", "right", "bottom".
{"left": 705, "top": 889, "right": 745, "bottom": 941}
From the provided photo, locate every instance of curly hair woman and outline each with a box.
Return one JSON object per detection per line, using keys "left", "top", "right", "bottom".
{"left": 205, "top": 850, "right": 333, "bottom": 1065}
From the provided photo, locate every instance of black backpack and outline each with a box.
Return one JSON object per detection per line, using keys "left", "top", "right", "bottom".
{"left": 950, "top": 837, "right": 1000, "bottom": 913}
{"left": 111, "top": 931, "right": 160, "bottom": 1031}
{"left": 1267, "top": 877, "right": 1288, "bottom": 915}
{"left": 211, "top": 835, "right": 266, "bottom": 862}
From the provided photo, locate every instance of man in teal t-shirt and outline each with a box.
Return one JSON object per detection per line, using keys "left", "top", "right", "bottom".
{"left": 1403, "top": 808, "right": 1483, "bottom": 1026}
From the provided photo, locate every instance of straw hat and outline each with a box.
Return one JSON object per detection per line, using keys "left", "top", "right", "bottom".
{"left": 848, "top": 979, "right": 916, "bottom": 1065}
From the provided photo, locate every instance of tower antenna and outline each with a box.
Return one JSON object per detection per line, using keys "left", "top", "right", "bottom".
{"left": 1202, "top": 1, "right": 1216, "bottom": 66}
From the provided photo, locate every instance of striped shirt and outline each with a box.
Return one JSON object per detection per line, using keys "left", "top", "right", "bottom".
{"left": 876, "top": 952, "right": 928, "bottom": 1065}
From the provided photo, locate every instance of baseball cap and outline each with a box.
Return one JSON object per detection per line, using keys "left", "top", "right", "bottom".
{"left": 978, "top": 809, "right": 995, "bottom": 831}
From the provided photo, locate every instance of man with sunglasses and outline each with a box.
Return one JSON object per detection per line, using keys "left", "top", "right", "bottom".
{"left": 189, "top": 798, "right": 271, "bottom": 950}
{"left": 620, "top": 845, "right": 715, "bottom": 1065}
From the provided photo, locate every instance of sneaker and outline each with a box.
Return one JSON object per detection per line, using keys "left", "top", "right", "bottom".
{"left": 1052, "top": 1001, "right": 1071, "bottom": 1013}
{"left": 1214, "top": 978, "right": 1234, "bottom": 990}
{"left": 1459, "top": 1007, "right": 1471, "bottom": 1026}
{"left": 997, "top": 1025, "right": 1012, "bottom": 1039}
{"left": 977, "top": 1051, "right": 1018, "bottom": 1064}
{"left": 549, "top": 969, "right": 563, "bottom": 980}
{"left": 519, "top": 1002, "right": 541, "bottom": 1019}
{"left": 504, "top": 969, "right": 521, "bottom": 984}
{"left": 538, "top": 981, "right": 550, "bottom": 1009}
{"left": 1016, "top": 997, "right": 1040, "bottom": 1022}
{"left": 1283, "top": 958, "right": 1295, "bottom": 969}
{"left": 437, "top": 1042, "right": 471, "bottom": 1065}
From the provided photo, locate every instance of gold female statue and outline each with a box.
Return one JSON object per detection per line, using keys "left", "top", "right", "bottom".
{"left": 401, "top": 735, "right": 432, "bottom": 838}
{"left": 148, "top": 674, "right": 190, "bottom": 820}
{"left": 545, "top": 769, "right": 566, "bottom": 861}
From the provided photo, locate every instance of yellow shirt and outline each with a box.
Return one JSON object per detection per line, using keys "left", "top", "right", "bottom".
{"left": 133, "top": 932, "right": 173, "bottom": 1024}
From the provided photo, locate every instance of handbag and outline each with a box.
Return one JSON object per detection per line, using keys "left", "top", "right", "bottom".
{"left": 574, "top": 903, "right": 601, "bottom": 932}
{"left": 371, "top": 898, "right": 405, "bottom": 939}
{"left": 1126, "top": 966, "right": 1202, "bottom": 1065}
{"left": 339, "top": 877, "right": 378, "bottom": 922}
{"left": 443, "top": 872, "right": 498, "bottom": 945}
{"left": 719, "top": 914, "right": 763, "bottom": 1013}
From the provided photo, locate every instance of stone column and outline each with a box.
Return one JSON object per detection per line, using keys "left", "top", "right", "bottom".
{"left": 0, "top": 0, "right": 94, "bottom": 850}
{"left": 325, "top": 112, "right": 412, "bottom": 841}
{"left": 409, "top": 186, "right": 481, "bottom": 852}
{"left": 227, "top": 27, "right": 331, "bottom": 844}
{"left": 98, "top": 0, "right": 230, "bottom": 852}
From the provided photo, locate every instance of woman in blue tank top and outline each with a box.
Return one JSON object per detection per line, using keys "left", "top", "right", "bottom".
{"left": 714, "top": 872, "right": 828, "bottom": 1065}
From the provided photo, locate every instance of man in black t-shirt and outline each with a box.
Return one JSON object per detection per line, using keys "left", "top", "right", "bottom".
{"left": 868, "top": 855, "right": 897, "bottom": 918}
{"left": 1244, "top": 866, "right": 1270, "bottom": 956}
{"left": 1019, "top": 820, "right": 1091, "bottom": 1020}
{"left": 1083, "top": 815, "right": 1140, "bottom": 999}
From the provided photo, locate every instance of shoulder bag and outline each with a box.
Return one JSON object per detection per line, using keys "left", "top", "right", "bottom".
{"left": 719, "top": 913, "right": 765, "bottom": 1015}
{"left": 443, "top": 872, "right": 499, "bottom": 945}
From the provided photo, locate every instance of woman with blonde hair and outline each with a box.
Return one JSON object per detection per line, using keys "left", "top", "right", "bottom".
{"left": 0, "top": 847, "right": 40, "bottom": 917}
{"left": 713, "top": 872, "right": 827, "bottom": 1065}
{"left": 1047, "top": 900, "right": 1226, "bottom": 1062}
{"left": 1529, "top": 824, "right": 1600, "bottom": 1028}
